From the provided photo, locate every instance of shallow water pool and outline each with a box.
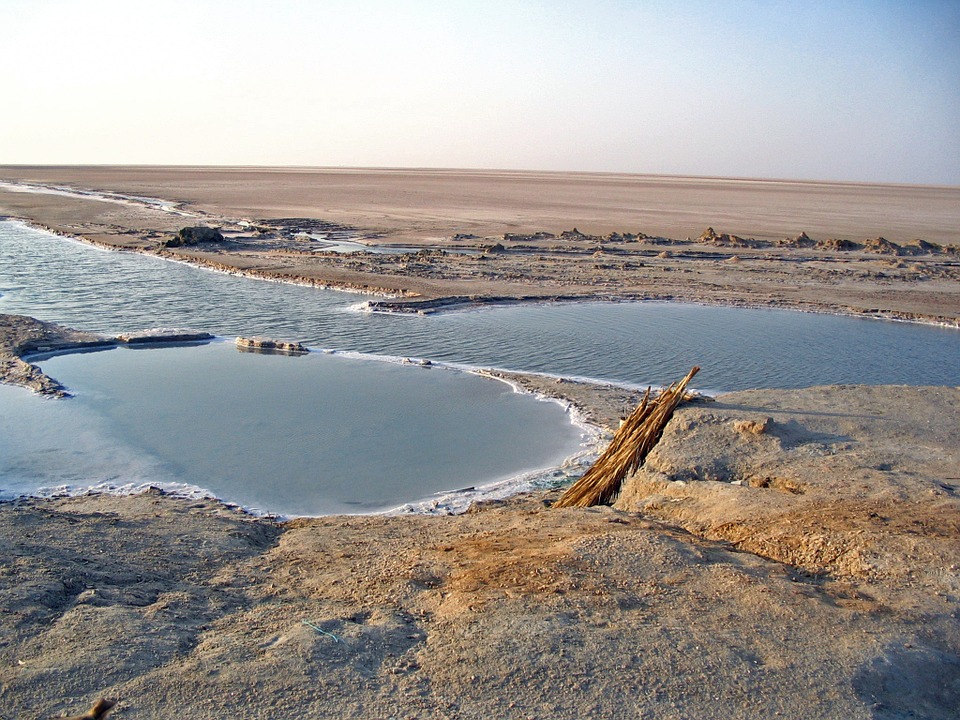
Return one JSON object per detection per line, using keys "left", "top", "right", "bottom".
{"left": 0, "top": 342, "right": 587, "bottom": 515}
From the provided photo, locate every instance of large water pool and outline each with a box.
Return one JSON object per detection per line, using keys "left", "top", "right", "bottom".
{"left": 1, "top": 341, "right": 588, "bottom": 515}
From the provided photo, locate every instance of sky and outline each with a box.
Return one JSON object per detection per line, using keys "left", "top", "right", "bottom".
{"left": 2, "top": 0, "right": 959, "bottom": 184}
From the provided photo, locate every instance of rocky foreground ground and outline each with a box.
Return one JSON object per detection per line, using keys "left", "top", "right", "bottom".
{"left": 1, "top": 318, "right": 958, "bottom": 719}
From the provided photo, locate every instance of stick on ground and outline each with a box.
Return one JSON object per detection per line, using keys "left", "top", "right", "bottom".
{"left": 554, "top": 366, "right": 700, "bottom": 508}
{"left": 58, "top": 698, "right": 116, "bottom": 720}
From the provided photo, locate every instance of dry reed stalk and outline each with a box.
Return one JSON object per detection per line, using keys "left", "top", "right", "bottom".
{"left": 61, "top": 698, "right": 116, "bottom": 720}
{"left": 554, "top": 366, "right": 700, "bottom": 508}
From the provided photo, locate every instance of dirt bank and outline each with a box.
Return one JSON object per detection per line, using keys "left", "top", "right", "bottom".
{"left": 2, "top": 168, "right": 959, "bottom": 326}
{"left": 2, "top": 473, "right": 957, "bottom": 720}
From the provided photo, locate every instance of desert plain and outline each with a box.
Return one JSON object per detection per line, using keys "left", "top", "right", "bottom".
{"left": 0, "top": 167, "right": 958, "bottom": 719}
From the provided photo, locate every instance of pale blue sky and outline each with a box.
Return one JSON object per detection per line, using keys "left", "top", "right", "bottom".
{"left": 3, "top": 0, "right": 958, "bottom": 184}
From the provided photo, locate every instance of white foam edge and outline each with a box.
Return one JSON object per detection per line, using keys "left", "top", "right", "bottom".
{"left": 2, "top": 219, "right": 127, "bottom": 255}
{"left": 6, "top": 340, "right": 612, "bottom": 519}
{"left": 2, "top": 219, "right": 397, "bottom": 302}
{"left": 345, "top": 288, "right": 960, "bottom": 331}
{"left": 8, "top": 218, "right": 956, "bottom": 331}
{"left": 154, "top": 253, "right": 402, "bottom": 299}
{"left": 383, "top": 449, "right": 598, "bottom": 517}
{"left": 379, "top": 372, "right": 607, "bottom": 516}
{"left": 310, "top": 346, "right": 611, "bottom": 448}
{"left": 0, "top": 480, "right": 282, "bottom": 518}
{"left": 309, "top": 344, "right": 689, "bottom": 393}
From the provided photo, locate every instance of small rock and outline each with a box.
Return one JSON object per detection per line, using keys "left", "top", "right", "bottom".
{"left": 162, "top": 226, "right": 224, "bottom": 248}
{"left": 734, "top": 417, "right": 773, "bottom": 435}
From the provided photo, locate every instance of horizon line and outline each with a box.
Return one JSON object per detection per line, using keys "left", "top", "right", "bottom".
{"left": 1, "top": 163, "right": 957, "bottom": 191}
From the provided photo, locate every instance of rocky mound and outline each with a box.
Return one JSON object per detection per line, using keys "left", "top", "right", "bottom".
{"left": 161, "top": 226, "right": 224, "bottom": 248}
{"left": 777, "top": 231, "right": 816, "bottom": 248}
{"left": 696, "top": 227, "right": 770, "bottom": 248}
{"left": 235, "top": 336, "right": 308, "bottom": 354}
{"left": 615, "top": 384, "right": 960, "bottom": 589}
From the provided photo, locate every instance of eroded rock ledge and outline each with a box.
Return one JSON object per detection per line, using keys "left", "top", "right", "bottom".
{"left": 614, "top": 384, "right": 960, "bottom": 587}
{"left": 364, "top": 294, "right": 585, "bottom": 315}
{"left": 0, "top": 314, "right": 212, "bottom": 397}
{"left": 0, "top": 314, "right": 112, "bottom": 397}
{"left": 235, "top": 336, "right": 308, "bottom": 354}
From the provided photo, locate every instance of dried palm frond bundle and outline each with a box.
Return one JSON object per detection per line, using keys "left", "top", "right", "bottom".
{"left": 61, "top": 698, "right": 116, "bottom": 720}
{"left": 554, "top": 366, "right": 699, "bottom": 508}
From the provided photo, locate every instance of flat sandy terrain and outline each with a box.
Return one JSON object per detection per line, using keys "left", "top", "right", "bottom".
{"left": 1, "top": 168, "right": 959, "bottom": 718}
{"left": 2, "top": 166, "right": 959, "bottom": 244}
{"left": 2, "top": 167, "right": 959, "bottom": 325}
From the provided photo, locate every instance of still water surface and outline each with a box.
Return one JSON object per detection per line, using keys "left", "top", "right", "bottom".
{"left": 1, "top": 342, "right": 585, "bottom": 515}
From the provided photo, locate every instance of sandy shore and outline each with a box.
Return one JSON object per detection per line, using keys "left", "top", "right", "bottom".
{"left": 1, "top": 168, "right": 959, "bottom": 718}
{"left": 1, "top": 167, "right": 959, "bottom": 325}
